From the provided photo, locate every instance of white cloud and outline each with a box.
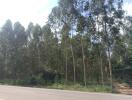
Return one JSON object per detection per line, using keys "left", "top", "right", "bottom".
{"left": 123, "top": 2, "right": 132, "bottom": 16}
{"left": 0, "top": 0, "right": 58, "bottom": 28}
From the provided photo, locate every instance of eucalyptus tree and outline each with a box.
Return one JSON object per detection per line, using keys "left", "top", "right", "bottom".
{"left": 0, "top": 20, "right": 13, "bottom": 78}
{"left": 26, "top": 23, "right": 34, "bottom": 44}
{"left": 92, "top": 0, "right": 124, "bottom": 88}
{"left": 41, "top": 24, "right": 59, "bottom": 72}
{"left": 85, "top": 0, "right": 105, "bottom": 86}
{"left": 11, "top": 22, "right": 27, "bottom": 79}
{"left": 60, "top": 23, "right": 70, "bottom": 82}
{"left": 48, "top": 0, "right": 79, "bottom": 83}
{"left": 123, "top": 16, "right": 132, "bottom": 68}
{"left": 104, "top": 0, "right": 123, "bottom": 89}
{"left": 32, "top": 24, "right": 42, "bottom": 71}
{"left": 76, "top": 15, "right": 87, "bottom": 86}
{"left": 49, "top": 6, "right": 72, "bottom": 82}
{"left": 81, "top": 0, "right": 124, "bottom": 87}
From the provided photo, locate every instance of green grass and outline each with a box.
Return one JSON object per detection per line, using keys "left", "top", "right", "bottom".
{"left": 0, "top": 79, "right": 111, "bottom": 93}
{"left": 46, "top": 83, "right": 111, "bottom": 93}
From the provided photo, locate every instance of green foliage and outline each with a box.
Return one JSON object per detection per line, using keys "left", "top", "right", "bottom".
{"left": 47, "top": 83, "right": 111, "bottom": 93}
{"left": 0, "top": 0, "right": 131, "bottom": 92}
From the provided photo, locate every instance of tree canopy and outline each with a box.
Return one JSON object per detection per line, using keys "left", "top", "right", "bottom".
{"left": 0, "top": 0, "right": 131, "bottom": 89}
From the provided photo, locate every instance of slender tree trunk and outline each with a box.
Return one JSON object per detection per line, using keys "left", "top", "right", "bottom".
{"left": 81, "top": 35, "right": 87, "bottom": 86}
{"left": 65, "top": 51, "right": 68, "bottom": 82}
{"left": 70, "top": 36, "right": 76, "bottom": 84}
{"left": 97, "top": 16, "right": 104, "bottom": 86}
{"left": 108, "top": 47, "right": 113, "bottom": 90}
{"left": 103, "top": 20, "right": 113, "bottom": 90}
{"left": 65, "top": 39, "right": 68, "bottom": 82}
{"left": 4, "top": 48, "right": 8, "bottom": 78}
{"left": 54, "top": 32, "right": 60, "bottom": 73}
{"left": 99, "top": 51, "right": 104, "bottom": 87}
{"left": 71, "top": 44, "right": 76, "bottom": 84}
{"left": 37, "top": 44, "right": 41, "bottom": 70}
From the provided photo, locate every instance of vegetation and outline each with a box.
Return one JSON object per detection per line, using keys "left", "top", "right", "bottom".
{"left": 47, "top": 83, "right": 111, "bottom": 93}
{"left": 0, "top": 0, "right": 132, "bottom": 93}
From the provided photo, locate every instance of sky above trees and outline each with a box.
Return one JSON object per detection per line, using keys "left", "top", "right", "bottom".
{"left": 0, "top": 0, "right": 131, "bottom": 28}
{"left": 0, "top": 0, "right": 58, "bottom": 27}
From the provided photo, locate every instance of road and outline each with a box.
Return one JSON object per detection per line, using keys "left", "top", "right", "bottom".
{"left": 0, "top": 85, "right": 132, "bottom": 100}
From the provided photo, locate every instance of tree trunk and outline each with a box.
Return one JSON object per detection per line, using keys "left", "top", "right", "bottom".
{"left": 37, "top": 44, "right": 41, "bottom": 70}
{"left": 97, "top": 16, "right": 104, "bottom": 87}
{"left": 108, "top": 47, "right": 113, "bottom": 90}
{"left": 70, "top": 37, "right": 76, "bottom": 84}
{"left": 65, "top": 40, "right": 68, "bottom": 82}
{"left": 71, "top": 44, "right": 76, "bottom": 84}
{"left": 103, "top": 19, "right": 113, "bottom": 90}
{"left": 81, "top": 35, "right": 87, "bottom": 86}
{"left": 100, "top": 51, "right": 104, "bottom": 87}
{"left": 4, "top": 48, "right": 8, "bottom": 78}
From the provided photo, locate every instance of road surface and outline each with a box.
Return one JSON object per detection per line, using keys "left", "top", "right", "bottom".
{"left": 0, "top": 85, "right": 132, "bottom": 100}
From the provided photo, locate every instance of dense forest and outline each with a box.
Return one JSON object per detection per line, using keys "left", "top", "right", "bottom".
{"left": 0, "top": 0, "right": 132, "bottom": 90}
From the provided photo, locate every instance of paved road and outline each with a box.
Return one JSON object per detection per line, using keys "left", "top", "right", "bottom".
{"left": 0, "top": 85, "right": 132, "bottom": 100}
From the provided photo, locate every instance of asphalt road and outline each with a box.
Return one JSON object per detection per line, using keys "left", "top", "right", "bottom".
{"left": 0, "top": 85, "right": 132, "bottom": 100}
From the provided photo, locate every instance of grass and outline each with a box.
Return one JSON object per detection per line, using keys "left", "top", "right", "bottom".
{"left": 0, "top": 79, "right": 111, "bottom": 93}
{"left": 46, "top": 83, "right": 111, "bottom": 93}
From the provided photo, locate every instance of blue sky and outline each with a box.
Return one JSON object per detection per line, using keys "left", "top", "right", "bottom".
{"left": 0, "top": 0, "right": 132, "bottom": 28}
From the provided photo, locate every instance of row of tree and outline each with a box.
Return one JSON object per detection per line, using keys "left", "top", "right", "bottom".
{"left": 0, "top": 0, "right": 131, "bottom": 87}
